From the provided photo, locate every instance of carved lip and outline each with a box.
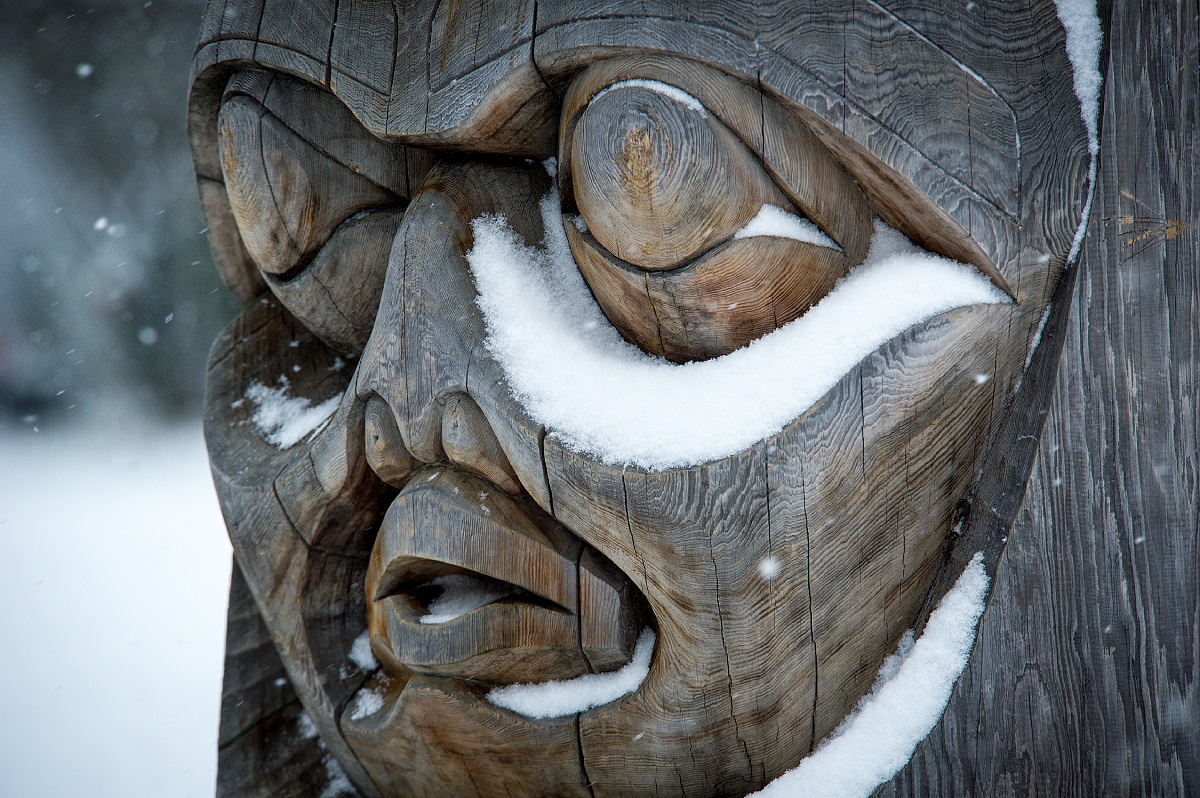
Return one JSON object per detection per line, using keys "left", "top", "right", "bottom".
{"left": 366, "top": 466, "right": 645, "bottom": 686}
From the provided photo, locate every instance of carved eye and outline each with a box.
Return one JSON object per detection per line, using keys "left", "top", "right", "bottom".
{"left": 560, "top": 71, "right": 873, "bottom": 363}
{"left": 558, "top": 58, "right": 1010, "bottom": 363}
{"left": 218, "top": 70, "right": 432, "bottom": 353}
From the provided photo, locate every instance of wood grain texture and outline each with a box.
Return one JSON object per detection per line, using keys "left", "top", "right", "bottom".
{"left": 193, "top": 2, "right": 1117, "bottom": 795}
{"left": 878, "top": 1, "right": 1200, "bottom": 794}
{"left": 217, "top": 563, "right": 335, "bottom": 798}
{"left": 205, "top": 297, "right": 390, "bottom": 798}
{"left": 216, "top": 70, "right": 429, "bottom": 353}
{"left": 568, "top": 225, "right": 849, "bottom": 362}
{"left": 570, "top": 82, "right": 792, "bottom": 269}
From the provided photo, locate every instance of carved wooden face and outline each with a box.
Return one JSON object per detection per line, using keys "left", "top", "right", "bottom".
{"left": 193, "top": 3, "right": 1091, "bottom": 795}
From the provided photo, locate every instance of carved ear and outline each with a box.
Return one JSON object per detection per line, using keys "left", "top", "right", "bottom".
{"left": 557, "top": 55, "right": 1012, "bottom": 363}
{"left": 218, "top": 70, "right": 434, "bottom": 353}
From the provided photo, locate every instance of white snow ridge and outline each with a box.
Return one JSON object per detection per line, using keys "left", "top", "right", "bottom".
{"left": 1052, "top": 0, "right": 1103, "bottom": 264}
{"left": 750, "top": 554, "right": 989, "bottom": 798}
{"left": 487, "top": 629, "right": 656, "bottom": 719}
{"left": 466, "top": 187, "right": 1008, "bottom": 470}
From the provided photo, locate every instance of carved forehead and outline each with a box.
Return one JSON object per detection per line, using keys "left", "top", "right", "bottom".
{"left": 191, "top": 0, "right": 1090, "bottom": 310}
{"left": 193, "top": 0, "right": 1079, "bottom": 168}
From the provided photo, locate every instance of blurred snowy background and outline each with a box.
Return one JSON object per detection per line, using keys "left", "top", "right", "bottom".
{"left": 0, "top": 2, "right": 234, "bottom": 796}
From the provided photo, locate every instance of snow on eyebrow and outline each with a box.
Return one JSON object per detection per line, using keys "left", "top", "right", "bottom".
{"left": 487, "top": 629, "right": 655, "bottom": 718}
{"left": 748, "top": 554, "right": 989, "bottom": 798}
{"left": 465, "top": 187, "right": 1008, "bottom": 470}
{"left": 592, "top": 78, "right": 707, "bottom": 116}
{"left": 733, "top": 204, "right": 840, "bottom": 250}
{"left": 244, "top": 378, "right": 340, "bottom": 449}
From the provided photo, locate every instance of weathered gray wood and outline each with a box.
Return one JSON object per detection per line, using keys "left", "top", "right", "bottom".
{"left": 441, "top": 394, "right": 523, "bottom": 496}
{"left": 216, "top": 71, "right": 427, "bottom": 352}
{"left": 568, "top": 226, "right": 849, "bottom": 361}
{"left": 560, "top": 56, "right": 875, "bottom": 267}
{"left": 205, "top": 299, "right": 388, "bottom": 798}
{"left": 879, "top": 1, "right": 1199, "bottom": 794}
{"left": 261, "top": 210, "right": 401, "bottom": 353}
{"left": 368, "top": 466, "right": 586, "bottom": 683}
{"left": 340, "top": 674, "right": 590, "bottom": 798}
{"left": 191, "top": 2, "right": 1123, "bottom": 796}
{"left": 333, "top": 163, "right": 603, "bottom": 798}
{"left": 217, "top": 91, "right": 397, "bottom": 276}
{"left": 217, "top": 563, "right": 337, "bottom": 798}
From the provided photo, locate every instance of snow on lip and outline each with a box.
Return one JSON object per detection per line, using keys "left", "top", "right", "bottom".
{"left": 487, "top": 628, "right": 656, "bottom": 718}
{"left": 466, "top": 188, "right": 1010, "bottom": 470}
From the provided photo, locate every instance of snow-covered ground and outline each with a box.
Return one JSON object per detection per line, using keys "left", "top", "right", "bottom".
{"left": 0, "top": 424, "right": 231, "bottom": 798}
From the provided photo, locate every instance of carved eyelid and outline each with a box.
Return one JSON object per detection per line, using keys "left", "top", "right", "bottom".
{"left": 564, "top": 75, "right": 873, "bottom": 272}
{"left": 217, "top": 70, "right": 434, "bottom": 353}
{"left": 558, "top": 55, "right": 1011, "bottom": 294}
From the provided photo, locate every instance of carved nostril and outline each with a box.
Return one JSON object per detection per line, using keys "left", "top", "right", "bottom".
{"left": 364, "top": 395, "right": 416, "bottom": 489}
{"left": 441, "top": 395, "right": 522, "bottom": 495}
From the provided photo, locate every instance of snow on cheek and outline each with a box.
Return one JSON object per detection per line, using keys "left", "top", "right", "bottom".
{"left": 244, "top": 378, "right": 340, "bottom": 449}
{"left": 348, "top": 630, "right": 378, "bottom": 672}
{"left": 749, "top": 554, "right": 989, "bottom": 798}
{"left": 348, "top": 686, "right": 385, "bottom": 721}
{"left": 467, "top": 192, "right": 1008, "bottom": 470}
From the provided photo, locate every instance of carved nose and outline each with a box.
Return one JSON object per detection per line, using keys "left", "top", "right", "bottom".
{"left": 441, "top": 394, "right": 522, "bottom": 494}
{"left": 363, "top": 390, "right": 522, "bottom": 497}
{"left": 351, "top": 158, "right": 555, "bottom": 508}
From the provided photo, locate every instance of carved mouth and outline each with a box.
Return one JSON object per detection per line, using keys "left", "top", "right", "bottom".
{"left": 365, "top": 466, "right": 647, "bottom": 686}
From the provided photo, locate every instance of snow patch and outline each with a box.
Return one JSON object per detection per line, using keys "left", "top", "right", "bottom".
{"left": 593, "top": 79, "right": 707, "bottom": 116}
{"left": 348, "top": 687, "right": 385, "bottom": 721}
{"left": 419, "top": 573, "right": 518, "bottom": 625}
{"left": 320, "top": 754, "right": 355, "bottom": 798}
{"left": 733, "top": 204, "right": 839, "bottom": 250}
{"left": 297, "top": 711, "right": 318, "bottom": 739}
{"left": 466, "top": 188, "right": 1008, "bottom": 469}
{"left": 758, "top": 556, "right": 782, "bottom": 580}
{"left": 487, "top": 629, "right": 655, "bottom": 719}
{"left": 1053, "top": 0, "right": 1103, "bottom": 264}
{"left": 749, "top": 554, "right": 989, "bottom": 798}
{"left": 348, "top": 630, "right": 378, "bottom": 672}
{"left": 1024, "top": 302, "right": 1054, "bottom": 371}
{"left": 245, "top": 378, "right": 340, "bottom": 449}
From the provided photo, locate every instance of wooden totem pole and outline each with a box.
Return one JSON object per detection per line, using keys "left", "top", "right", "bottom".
{"left": 191, "top": 0, "right": 1197, "bottom": 795}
